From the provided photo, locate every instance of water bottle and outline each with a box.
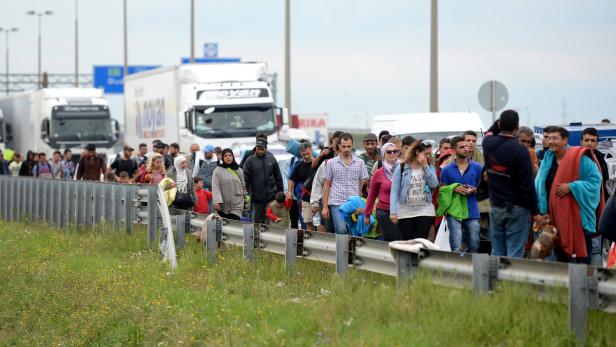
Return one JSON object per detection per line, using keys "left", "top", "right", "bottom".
{"left": 312, "top": 212, "right": 321, "bottom": 226}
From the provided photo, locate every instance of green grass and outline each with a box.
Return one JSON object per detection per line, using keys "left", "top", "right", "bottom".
{"left": 1, "top": 222, "right": 616, "bottom": 346}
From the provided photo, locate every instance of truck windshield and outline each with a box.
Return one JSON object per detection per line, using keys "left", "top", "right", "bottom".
{"left": 193, "top": 105, "right": 275, "bottom": 138}
{"left": 51, "top": 118, "right": 112, "bottom": 141}
{"left": 51, "top": 106, "right": 112, "bottom": 141}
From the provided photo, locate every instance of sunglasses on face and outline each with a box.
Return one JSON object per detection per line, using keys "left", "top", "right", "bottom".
{"left": 385, "top": 150, "right": 400, "bottom": 155}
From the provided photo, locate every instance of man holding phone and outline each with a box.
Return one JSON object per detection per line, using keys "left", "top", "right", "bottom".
{"left": 440, "top": 136, "right": 483, "bottom": 252}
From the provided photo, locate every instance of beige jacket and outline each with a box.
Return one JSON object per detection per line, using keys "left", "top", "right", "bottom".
{"left": 212, "top": 166, "right": 245, "bottom": 217}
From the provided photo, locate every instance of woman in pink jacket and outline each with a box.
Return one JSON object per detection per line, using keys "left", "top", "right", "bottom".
{"left": 364, "top": 142, "right": 401, "bottom": 241}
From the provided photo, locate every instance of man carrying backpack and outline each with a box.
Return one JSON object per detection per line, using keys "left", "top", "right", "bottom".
{"left": 33, "top": 152, "right": 54, "bottom": 179}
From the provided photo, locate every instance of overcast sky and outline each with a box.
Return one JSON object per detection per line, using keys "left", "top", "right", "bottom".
{"left": 1, "top": 0, "right": 615, "bottom": 129}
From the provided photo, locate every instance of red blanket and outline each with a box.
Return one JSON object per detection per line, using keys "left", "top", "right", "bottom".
{"left": 548, "top": 147, "right": 604, "bottom": 258}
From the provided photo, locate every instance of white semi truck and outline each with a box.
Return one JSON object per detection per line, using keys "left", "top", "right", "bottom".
{"left": 0, "top": 88, "right": 120, "bottom": 160}
{"left": 123, "top": 62, "right": 288, "bottom": 159}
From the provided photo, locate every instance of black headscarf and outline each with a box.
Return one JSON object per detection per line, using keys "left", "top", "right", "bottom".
{"left": 218, "top": 148, "right": 239, "bottom": 170}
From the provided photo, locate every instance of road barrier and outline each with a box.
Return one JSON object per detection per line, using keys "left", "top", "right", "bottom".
{"left": 0, "top": 176, "right": 176, "bottom": 267}
{"left": 0, "top": 176, "right": 614, "bottom": 341}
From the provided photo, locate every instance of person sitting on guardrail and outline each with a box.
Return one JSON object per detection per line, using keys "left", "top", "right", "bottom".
{"left": 212, "top": 148, "right": 245, "bottom": 221}
{"left": 439, "top": 136, "right": 483, "bottom": 253}
{"left": 267, "top": 192, "right": 292, "bottom": 227}
{"left": 535, "top": 126, "right": 603, "bottom": 264}
{"left": 390, "top": 140, "right": 440, "bottom": 241}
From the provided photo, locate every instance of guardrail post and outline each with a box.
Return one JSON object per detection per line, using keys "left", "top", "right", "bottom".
{"left": 396, "top": 250, "right": 420, "bottom": 286}
{"left": 243, "top": 224, "right": 255, "bottom": 263}
{"left": 285, "top": 228, "right": 297, "bottom": 273}
{"left": 568, "top": 264, "right": 588, "bottom": 342}
{"left": 175, "top": 213, "right": 186, "bottom": 251}
{"left": 336, "top": 234, "right": 350, "bottom": 275}
{"left": 206, "top": 220, "right": 217, "bottom": 263}
{"left": 472, "top": 253, "right": 492, "bottom": 295}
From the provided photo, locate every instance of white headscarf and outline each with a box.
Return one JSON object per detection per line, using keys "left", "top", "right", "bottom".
{"left": 380, "top": 143, "right": 400, "bottom": 181}
{"left": 174, "top": 155, "right": 188, "bottom": 193}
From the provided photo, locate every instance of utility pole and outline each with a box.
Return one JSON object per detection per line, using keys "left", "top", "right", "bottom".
{"left": 429, "top": 0, "right": 438, "bottom": 112}
{"left": 0, "top": 28, "right": 19, "bottom": 95}
{"left": 123, "top": 0, "right": 128, "bottom": 77}
{"left": 190, "top": 0, "right": 195, "bottom": 63}
{"left": 284, "top": 0, "right": 291, "bottom": 115}
{"left": 75, "top": 0, "right": 79, "bottom": 87}
{"left": 27, "top": 10, "right": 53, "bottom": 89}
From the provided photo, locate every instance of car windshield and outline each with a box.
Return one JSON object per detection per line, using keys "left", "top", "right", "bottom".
{"left": 51, "top": 118, "right": 112, "bottom": 141}
{"left": 193, "top": 105, "right": 275, "bottom": 138}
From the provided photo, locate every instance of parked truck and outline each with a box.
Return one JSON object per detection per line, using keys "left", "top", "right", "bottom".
{"left": 0, "top": 109, "right": 5, "bottom": 151}
{"left": 0, "top": 88, "right": 120, "bottom": 161}
{"left": 123, "top": 62, "right": 288, "bottom": 159}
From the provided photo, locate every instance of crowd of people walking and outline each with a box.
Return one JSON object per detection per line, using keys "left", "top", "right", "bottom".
{"left": 1, "top": 108, "right": 615, "bottom": 266}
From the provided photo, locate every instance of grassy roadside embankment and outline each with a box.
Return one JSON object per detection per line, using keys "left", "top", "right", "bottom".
{"left": 1, "top": 221, "right": 615, "bottom": 346}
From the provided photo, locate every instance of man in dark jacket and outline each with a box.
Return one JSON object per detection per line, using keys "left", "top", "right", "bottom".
{"left": 244, "top": 140, "right": 283, "bottom": 224}
{"left": 240, "top": 132, "right": 269, "bottom": 168}
{"left": 19, "top": 150, "right": 37, "bottom": 177}
{"left": 76, "top": 144, "right": 106, "bottom": 181}
{"left": 483, "top": 110, "right": 542, "bottom": 258}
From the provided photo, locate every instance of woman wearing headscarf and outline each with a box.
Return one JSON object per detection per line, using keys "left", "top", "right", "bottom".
{"left": 364, "top": 142, "right": 401, "bottom": 241}
{"left": 167, "top": 155, "right": 197, "bottom": 210}
{"left": 212, "top": 148, "right": 245, "bottom": 220}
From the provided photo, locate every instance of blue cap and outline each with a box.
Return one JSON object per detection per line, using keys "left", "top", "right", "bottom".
{"left": 203, "top": 144, "right": 215, "bottom": 153}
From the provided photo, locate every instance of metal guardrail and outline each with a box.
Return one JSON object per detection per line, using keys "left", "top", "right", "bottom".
{"left": 0, "top": 176, "right": 176, "bottom": 267}
{"left": 0, "top": 176, "right": 613, "bottom": 342}
{"left": 164, "top": 208, "right": 616, "bottom": 342}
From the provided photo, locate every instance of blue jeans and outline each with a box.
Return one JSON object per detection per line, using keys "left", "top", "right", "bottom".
{"left": 329, "top": 205, "right": 349, "bottom": 235}
{"left": 489, "top": 205, "right": 530, "bottom": 258}
{"left": 446, "top": 216, "right": 480, "bottom": 253}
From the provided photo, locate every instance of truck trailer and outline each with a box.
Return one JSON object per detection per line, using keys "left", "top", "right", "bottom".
{"left": 0, "top": 88, "right": 120, "bottom": 161}
{"left": 123, "top": 62, "right": 288, "bottom": 157}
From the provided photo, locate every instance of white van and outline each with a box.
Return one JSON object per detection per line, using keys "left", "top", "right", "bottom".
{"left": 371, "top": 112, "right": 486, "bottom": 145}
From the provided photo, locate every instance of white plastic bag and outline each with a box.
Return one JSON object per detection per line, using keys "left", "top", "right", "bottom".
{"left": 434, "top": 219, "right": 451, "bottom": 251}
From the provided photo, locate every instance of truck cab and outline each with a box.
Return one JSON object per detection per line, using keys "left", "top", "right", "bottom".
{"left": 0, "top": 109, "right": 5, "bottom": 151}
{"left": 183, "top": 80, "right": 279, "bottom": 149}
{"left": 0, "top": 88, "right": 120, "bottom": 163}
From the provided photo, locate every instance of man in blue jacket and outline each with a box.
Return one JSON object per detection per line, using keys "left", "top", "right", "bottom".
{"left": 440, "top": 136, "right": 483, "bottom": 253}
